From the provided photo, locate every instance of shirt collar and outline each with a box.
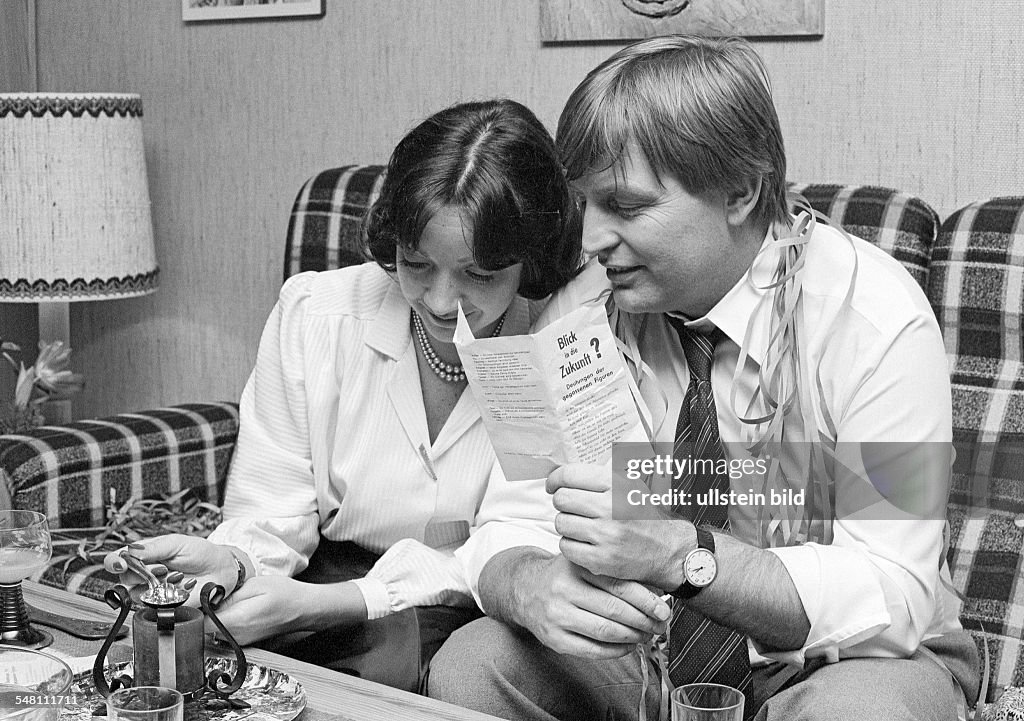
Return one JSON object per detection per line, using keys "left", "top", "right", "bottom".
{"left": 366, "top": 277, "right": 413, "bottom": 359}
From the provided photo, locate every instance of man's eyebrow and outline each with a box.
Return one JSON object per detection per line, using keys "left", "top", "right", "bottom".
{"left": 595, "top": 183, "right": 661, "bottom": 204}
{"left": 616, "top": 186, "right": 660, "bottom": 202}
{"left": 575, "top": 178, "right": 659, "bottom": 200}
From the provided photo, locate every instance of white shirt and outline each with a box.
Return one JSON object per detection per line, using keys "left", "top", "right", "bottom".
{"left": 207, "top": 263, "right": 537, "bottom": 619}
{"left": 457, "top": 220, "right": 964, "bottom": 666}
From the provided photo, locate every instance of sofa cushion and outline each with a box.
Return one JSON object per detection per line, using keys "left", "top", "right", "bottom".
{"left": 928, "top": 196, "right": 1024, "bottom": 699}
{"left": 788, "top": 183, "right": 939, "bottom": 291}
{"left": 283, "top": 164, "right": 385, "bottom": 281}
{"left": 1, "top": 402, "right": 239, "bottom": 601}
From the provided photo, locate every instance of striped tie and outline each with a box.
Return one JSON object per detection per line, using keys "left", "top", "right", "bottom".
{"left": 667, "top": 319, "right": 752, "bottom": 707}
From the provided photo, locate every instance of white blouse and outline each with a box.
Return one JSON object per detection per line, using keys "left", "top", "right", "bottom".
{"left": 207, "top": 262, "right": 537, "bottom": 619}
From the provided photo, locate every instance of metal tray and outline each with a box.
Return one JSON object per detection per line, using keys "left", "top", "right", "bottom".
{"left": 61, "top": 658, "right": 307, "bottom": 721}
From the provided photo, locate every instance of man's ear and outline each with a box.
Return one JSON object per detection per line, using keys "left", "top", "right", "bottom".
{"left": 724, "top": 176, "right": 763, "bottom": 227}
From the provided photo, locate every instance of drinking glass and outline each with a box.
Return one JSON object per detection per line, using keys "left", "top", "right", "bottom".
{"left": 0, "top": 511, "right": 52, "bottom": 649}
{"left": 107, "top": 687, "right": 183, "bottom": 721}
{"left": 670, "top": 683, "right": 744, "bottom": 721}
{"left": 0, "top": 646, "right": 74, "bottom": 721}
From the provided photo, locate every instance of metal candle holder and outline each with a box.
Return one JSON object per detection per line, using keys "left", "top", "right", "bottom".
{"left": 91, "top": 553, "right": 247, "bottom": 704}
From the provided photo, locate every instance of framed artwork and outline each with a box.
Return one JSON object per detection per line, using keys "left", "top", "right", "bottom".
{"left": 182, "top": 0, "right": 325, "bottom": 23}
{"left": 540, "top": 0, "right": 823, "bottom": 42}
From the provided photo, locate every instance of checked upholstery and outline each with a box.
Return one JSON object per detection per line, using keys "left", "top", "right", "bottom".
{"left": 788, "top": 182, "right": 940, "bottom": 291}
{"left": 928, "top": 196, "right": 1024, "bottom": 700}
{"left": 1, "top": 403, "right": 239, "bottom": 599}
{"left": 283, "top": 164, "right": 385, "bottom": 280}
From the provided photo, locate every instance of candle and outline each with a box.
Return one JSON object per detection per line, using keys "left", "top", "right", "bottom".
{"left": 131, "top": 607, "right": 206, "bottom": 697}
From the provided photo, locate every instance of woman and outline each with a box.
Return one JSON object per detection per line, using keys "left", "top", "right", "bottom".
{"left": 116, "top": 98, "right": 581, "bottom": 687}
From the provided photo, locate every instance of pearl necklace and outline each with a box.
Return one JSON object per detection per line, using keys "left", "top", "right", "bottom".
{"left": 411, "top": 311, "right": 506, "bottom": 384}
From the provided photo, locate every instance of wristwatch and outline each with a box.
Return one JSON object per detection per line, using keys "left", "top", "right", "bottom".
{"left": 674, "top": 526, "right": 718, "bottom": 599}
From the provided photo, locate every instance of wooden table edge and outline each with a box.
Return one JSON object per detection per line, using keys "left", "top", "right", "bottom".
{"left": 22, "top": 580, "right": 501, "bottom": 721}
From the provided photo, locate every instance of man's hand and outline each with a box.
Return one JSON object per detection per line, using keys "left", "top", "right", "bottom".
{"left": 103, "top": 534, "right": 238, "bottom": 605}
{"left": 481, "top": 549, "right": 669, "bottom": 659}
{"left": 547, "top": 462, "right": 687, "bottom": 591}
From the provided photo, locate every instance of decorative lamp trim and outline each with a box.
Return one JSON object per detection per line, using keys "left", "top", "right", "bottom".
{"left": 0, "top": 270, "right": 161, "bottom": 302}
{"left": 0, "top": 93, "right": 143, "bottom": 119}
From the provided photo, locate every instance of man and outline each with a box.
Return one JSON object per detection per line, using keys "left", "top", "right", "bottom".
{"left": 428, "top": 35, "right": 978, "bottom": 720}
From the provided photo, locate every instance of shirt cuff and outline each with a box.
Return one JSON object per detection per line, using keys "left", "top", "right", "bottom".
{"left": 455, "top": 522, "right": 561, "bottom": 608}
{"left": 206, "top": 517, "right": 315, "bottom": 578}
{"left": 760, "top": 542, "right": 891, "bottom": 665}
{"left": 350, "top": 576, "right": 392, "bottom": 620}
{"left": 206, "top": 528, "right": 261, "bottom": 577}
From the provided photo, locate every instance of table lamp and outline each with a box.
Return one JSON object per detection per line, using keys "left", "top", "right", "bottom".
{"left": 0, "top": 93, "right": 159, "bottom": 421}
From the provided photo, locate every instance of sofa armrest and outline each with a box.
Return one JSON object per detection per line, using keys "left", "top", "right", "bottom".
{"left": 0, "top": 402, "right": 239, "bottom": 600}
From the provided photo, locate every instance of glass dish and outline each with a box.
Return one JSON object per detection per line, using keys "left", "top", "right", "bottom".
{"left": 60, "top": 658, "right": 306, "bottom": 721}
{"left": 0, "top": 647, "right": 74, "bottom": 721}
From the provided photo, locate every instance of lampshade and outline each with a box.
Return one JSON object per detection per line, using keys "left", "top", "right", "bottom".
{"left": 0, "top": 93, "right": 159, "bottom": 302}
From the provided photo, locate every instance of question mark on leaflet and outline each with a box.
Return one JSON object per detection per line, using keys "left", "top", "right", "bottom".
{"left": 590, "top": 337, "right": 602, "bottom": 358}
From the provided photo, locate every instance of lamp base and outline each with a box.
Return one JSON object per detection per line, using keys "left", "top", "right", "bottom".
{"left": 39, "top": 301, "right": 71, "bottom": 424}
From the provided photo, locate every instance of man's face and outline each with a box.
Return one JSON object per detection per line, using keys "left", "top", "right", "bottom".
{"left": 571, "top": 143, "right": 757, "bottom": 317}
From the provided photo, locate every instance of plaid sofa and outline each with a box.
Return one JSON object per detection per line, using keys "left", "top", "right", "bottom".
{"left": 2, "top": 403, "right": 239, "bottom": 599}
{"left": 791, "top": 188, "right": 1024, "bottom": 704}
{"left": 787, "top": 182, "right": 939, "bottom": 291}
{"left": 928, "top": 197, "right": 1024, "bottom": 703}
{"left": 3, "top": 165, "right": 1022, "bottom": 709}
{"left": 283, "top": 164, "right": 384, "bottom": 279}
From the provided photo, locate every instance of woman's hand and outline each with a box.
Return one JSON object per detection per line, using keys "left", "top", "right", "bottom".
{"left": 204, "top": 576, "right": 370, "bottom": 646}
{"left": 105, "top": 536, "right": 372, "bottom": 645}
{"left": 103, "top": 534, "right": 237, "bottom": 605}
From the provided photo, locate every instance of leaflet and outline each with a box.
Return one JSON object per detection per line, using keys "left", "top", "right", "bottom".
{"left": 454, "top": 302, "right": 644, "bottom": 481}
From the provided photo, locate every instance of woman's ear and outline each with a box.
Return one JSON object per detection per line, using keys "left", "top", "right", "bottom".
{"left": 725, "top": 176, "right": 763, "bottom": 227}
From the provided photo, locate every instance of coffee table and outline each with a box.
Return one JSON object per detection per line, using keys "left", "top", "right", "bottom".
{"left": 22, "top": 580, "right": 500, "bottom": 721}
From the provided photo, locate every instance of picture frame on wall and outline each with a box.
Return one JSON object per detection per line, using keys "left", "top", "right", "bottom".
{"left": 540, "top": 0, "right": 823, "bottom": 42}
{"left": 182, "top": 0, "right": 325, "bottom": 23}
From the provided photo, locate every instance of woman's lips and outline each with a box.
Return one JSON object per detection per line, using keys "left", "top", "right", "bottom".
{"left": 424, "top": 311, "right": 459, "bottom": 329}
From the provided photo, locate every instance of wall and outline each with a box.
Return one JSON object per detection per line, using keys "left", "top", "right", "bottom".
{"left": 0, "top": 0, "right": 38, "bottom": 406}
{"left": 0, "top": 0, "right": 35, "bottom": 91}
{"left": 7, "top": 0, "right": 1023, "bottom": 417}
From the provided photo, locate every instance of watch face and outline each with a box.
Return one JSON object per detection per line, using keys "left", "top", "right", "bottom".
{"left": 684, "top": 548, "right": 717, "bottom": 587}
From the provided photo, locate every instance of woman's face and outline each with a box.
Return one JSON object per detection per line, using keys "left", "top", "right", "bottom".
{"left": 396, "top": 206, "right": 522, "bottom": 344}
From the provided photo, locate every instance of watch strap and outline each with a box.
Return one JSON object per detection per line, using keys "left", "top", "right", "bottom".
{"left": 673, "top": 525, "right": 716, "bottom": 599}
{"left": 695, "top": 525, "right": 715, "bottom": 554}
{"left": 229, "top": 549, "right": 249, "bottom": 594}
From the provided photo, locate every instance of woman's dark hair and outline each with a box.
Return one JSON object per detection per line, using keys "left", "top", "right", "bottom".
{"left": 365, "top": 99, "right": 582, "bottom": 299}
